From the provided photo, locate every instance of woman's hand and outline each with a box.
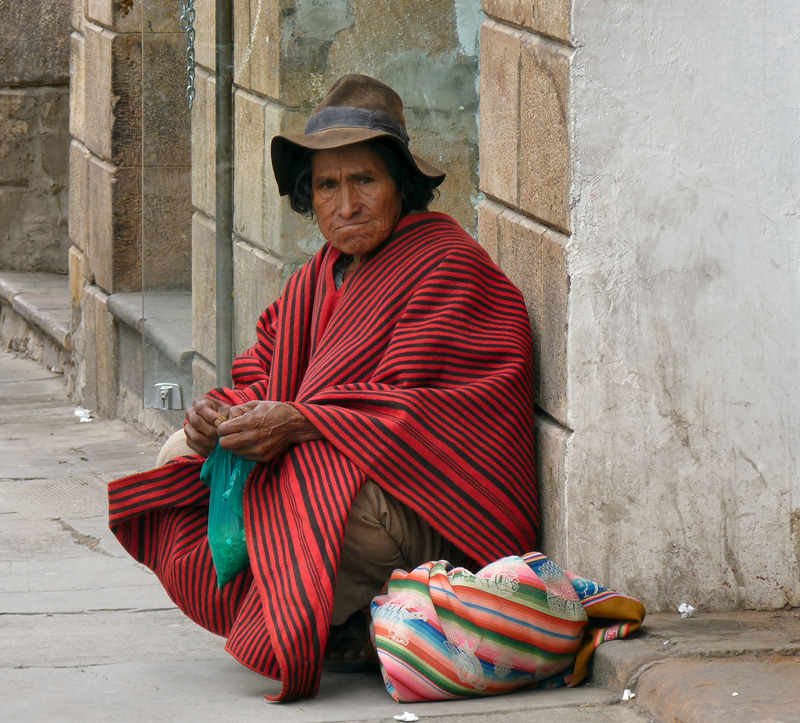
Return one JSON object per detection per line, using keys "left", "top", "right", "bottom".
{"left": 184, "top": 397, "right": 230, "bottom": 456}
{"left": 216, "top": 401, "right": 322, "bottom": 463}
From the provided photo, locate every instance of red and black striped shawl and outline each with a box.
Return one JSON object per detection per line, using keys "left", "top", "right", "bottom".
{"left": 108, "top": 212, "right": 538, "bottom": 701}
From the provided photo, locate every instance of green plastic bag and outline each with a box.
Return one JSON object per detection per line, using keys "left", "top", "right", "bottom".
{"left": 200, "top": 444, "right": 256, "bottom": 589}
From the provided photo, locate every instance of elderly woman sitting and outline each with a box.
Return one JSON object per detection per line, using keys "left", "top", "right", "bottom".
{"left": 108, "top": 74, "right": 538, "bottom": 702}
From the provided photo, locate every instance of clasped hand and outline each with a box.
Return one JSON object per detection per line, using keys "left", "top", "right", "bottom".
{"left": 184, "top": 398, "right": 321, "bottom": 462}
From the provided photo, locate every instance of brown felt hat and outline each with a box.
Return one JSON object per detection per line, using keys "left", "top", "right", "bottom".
{"left": 271, "top": 74, "right": 446, "bottom": 196}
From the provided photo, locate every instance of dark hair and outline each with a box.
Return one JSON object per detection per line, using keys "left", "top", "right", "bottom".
{"left": 286, "top": 138, "right": 438, "bottom": 218}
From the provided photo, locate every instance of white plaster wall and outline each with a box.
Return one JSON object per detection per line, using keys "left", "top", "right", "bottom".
{"left": 567, "top": 0, "right": 800, "bottom": 610}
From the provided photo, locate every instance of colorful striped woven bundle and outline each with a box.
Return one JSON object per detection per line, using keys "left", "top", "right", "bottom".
{"left": 108, "top": 213, "right": 539, "bottom": 702}
{"left": 371, "top": 551, "right": 646, "bottom": 702}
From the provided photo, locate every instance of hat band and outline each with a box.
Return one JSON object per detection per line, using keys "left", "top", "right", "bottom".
{"left": 304, "top": 106, "right": 410, "bottom": 145}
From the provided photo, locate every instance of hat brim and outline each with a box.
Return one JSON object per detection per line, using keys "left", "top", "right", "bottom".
{"left": 271, "top": 127, "right": 446, "bottom": 197}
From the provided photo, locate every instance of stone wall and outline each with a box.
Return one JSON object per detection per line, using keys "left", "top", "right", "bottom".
{"left": 477, "top": 2, "right": 572, "bottom": 564}
{"left": 191, "top": 0, "right": 482, "bottom": 390}
{"left": 0, "top": 0, "right": 71, "bottom": 273}
{"left": 68, "top": 0, "right": 192, "bottom": 418}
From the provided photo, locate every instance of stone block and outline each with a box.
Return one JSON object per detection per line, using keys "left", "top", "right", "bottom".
{"left": 233, "top": 89, "right": 268, "bottom": 249}
{"left": 477, "top": 198, "right": 501, "bottom": 263}
{"left": 191, "top": 67, "right": 215, "bottom": 216}
{"left": 69, "top": 140, "right": 92, "bottom": 251}
{"left": 192, "top": 212, "right": 216, "bottom": 364}
{"left": 69, "top": 32, "right": 86, "bottom": 143}
{"left": 497, "top": 206, "right": 568, "bottom": 426}
{"left": 72, "top": 0, "right": 85, "bottom": 32}
{"left": 69, "top": 245, "right": 90, "bottom": 304}
{"left": 0, "top": 91, "right": 34, "bottom": 186}
{"left": 519, "top": 32, "right": 570, "bottom": 233}
{"left": 142, "top": 167, "right": 193, "bottom": 291}
{"left": 0, "top": 88, "right": 70, "bottom": 273}
{"left": 80, "top": 284, "right": 119, "bottom": 417}
{"left": 68, "top": 245, "right": 90, "bottom": 333}
{"left": 0, "top": 0, "right": 70, "bottom": 85}
{"left": 40, "top": 94, "right": 71, "bottom": 189}
{"left": 194, "top": 0, "right": 215, "bottom": 71}
{"left": 406, "top": 105, "right": 479, "bottom": 237}
{"left": 482, "top": 0, "right": 571, "bottom": 44}
{"left": 233, "top": 238, "right": 284, "bottom": 355}
{"left": 233, "top": 90, "right": 288, "bottom": 254}
{"left": 144, "top": 0, "right": 184, "bottom": 33}
{"left": 534, "top": 412, "right": 570, "bottom": 565}
{"left": 86, "top": 0, "right": 141, "bottom": 33}
{"left": 539, "top": 228, "right": 569, "bottom": 420}
{"left": 233, "top": 0, "right": 279, "bottom": 98}
{"left": 142, "top": 33, "right": 191, "bottom": 168}
{"left": 192, "top": 353, "right": 217, "bottom": 401}
{"left": 0, "top": 88, "right": 69, "bottom": 188}
{"left": 83, "top": 21, "right": 141, "bottom": 167}
{"left": 87, "top": 154, "right": 141, "bottom": 293}
{"left": 479, "top": 20, "right": 521, "bottom": 208}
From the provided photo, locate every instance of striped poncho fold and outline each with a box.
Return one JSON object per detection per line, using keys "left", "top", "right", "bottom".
{"left": 108, "top": 212, "right": 539, "bottom": 702}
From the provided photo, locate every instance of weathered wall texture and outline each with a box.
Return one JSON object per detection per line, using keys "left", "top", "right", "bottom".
{"left": 478, "top": 2, "right": 573, "bottom": 564}
{"left": 192, "top": 0, "right": 481, "bottom": 387}
{"left": 566, "top": 1, "right": 800, "bottom": 610}
{"left": 69, "top": 0, "right": 192, "bottom": 419}
{"left": 0, "top": 0, "right": 71, "bottom": 273}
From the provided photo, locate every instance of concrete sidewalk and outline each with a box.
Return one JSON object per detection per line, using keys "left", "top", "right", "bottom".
{"left": 1, "top": 349, "right": 798, "bottom": 722}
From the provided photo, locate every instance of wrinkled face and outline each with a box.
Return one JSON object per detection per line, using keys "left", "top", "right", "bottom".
{"left": 311, "top": 143, "right": 402, "bottom": 257}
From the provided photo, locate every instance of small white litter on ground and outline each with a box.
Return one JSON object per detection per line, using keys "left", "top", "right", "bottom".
{"left": 74, "top": 407, "right": 94, "bottom": 423}
{"left": 732, "top": 691, "right": 739, "bottom": 696}
{"left": 393, "top": 713, "right": 420, "bottom": 722}
{"left": 678, "top": 602, "right": 696, "bottom": 618}
{"left": 622, "top": 689, "right": 636, "bottom": 701}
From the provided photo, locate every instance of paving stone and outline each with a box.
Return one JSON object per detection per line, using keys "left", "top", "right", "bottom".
{"left": 636, "top": 656, "right": 800, "bottom": 723}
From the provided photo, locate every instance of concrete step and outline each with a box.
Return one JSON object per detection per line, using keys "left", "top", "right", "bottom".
{"left": 589, "top": 610, "right": 800, "bottom": 721}
{"left": 0, "top": 270, "right": 71, "bottom": 372}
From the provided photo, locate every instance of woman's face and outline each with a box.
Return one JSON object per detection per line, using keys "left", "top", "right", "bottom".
{"left": 311, "top": 143, "right": 402, "bottom": 257}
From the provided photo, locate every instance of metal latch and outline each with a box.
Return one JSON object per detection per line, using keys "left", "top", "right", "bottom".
{"left": 154, "top": 383, "right": 182, "bottom": 410}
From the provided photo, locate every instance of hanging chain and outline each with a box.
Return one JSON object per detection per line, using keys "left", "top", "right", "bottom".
{"left": 180, "top": 0, "right": 197, "bottom": 109}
